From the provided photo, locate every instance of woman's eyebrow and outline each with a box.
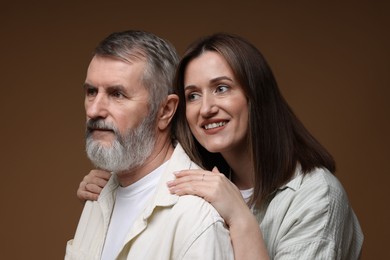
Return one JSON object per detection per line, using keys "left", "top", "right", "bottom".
{"left": 184, "top": 76, "right": 234, "bottom": 90}
{"left": 210, "top": 76, "right": 233, "bottom": 84}
{"left": 184, "top": 85, "right": 197, "bottom": 91}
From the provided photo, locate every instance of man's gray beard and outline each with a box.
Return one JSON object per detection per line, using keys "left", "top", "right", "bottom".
{"left": 85, "top": 117, "right": 156, "bottom": 173}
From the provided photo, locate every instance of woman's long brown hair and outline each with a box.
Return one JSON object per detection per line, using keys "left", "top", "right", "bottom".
{"left": 173, "top": 33, "right": 335, "bottom": 207}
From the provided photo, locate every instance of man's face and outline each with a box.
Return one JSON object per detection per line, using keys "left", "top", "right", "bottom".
{"left": 84, "top": 55, "right": 156, "bottom": 172}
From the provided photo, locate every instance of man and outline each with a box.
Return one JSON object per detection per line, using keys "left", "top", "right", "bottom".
{"left": 65, "top": 30, "right": 233, "bottom": 260}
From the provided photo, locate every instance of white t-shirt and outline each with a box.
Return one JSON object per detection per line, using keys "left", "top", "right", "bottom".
{"left": 240, "top": 187, "right": 254, "bottom": 203}
{"left": 101, "top": 161, "right": 169, "bottom": 260}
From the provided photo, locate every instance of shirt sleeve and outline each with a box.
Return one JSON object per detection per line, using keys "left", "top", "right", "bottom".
{"left": 273, "top": 172, "right": 362, "bottom": 259}
{"left": 178, "top": 218, "right": 234, "bottom": 260}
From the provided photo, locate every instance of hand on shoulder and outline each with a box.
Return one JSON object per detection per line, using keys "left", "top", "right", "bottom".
{"left": 76, "top": 169, "right": 111, "bottom": 203}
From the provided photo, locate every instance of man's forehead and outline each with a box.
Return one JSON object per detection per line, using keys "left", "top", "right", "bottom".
{"left": 89, "top": 55, "right": 146, "bottom": 67}
{"left": 87, "top": 56, "right": 145, "bottom": 76}
{"left": 93, "top": 50, "right": 146, "bottom": 64}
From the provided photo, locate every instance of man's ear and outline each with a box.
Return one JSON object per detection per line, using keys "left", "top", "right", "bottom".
{"left": 157, "top": 94, "right": 179, "bottom": 131}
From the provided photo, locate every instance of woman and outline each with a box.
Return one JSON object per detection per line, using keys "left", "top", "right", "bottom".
{"left": 78, "top": 33, "right": 363, "bottom": 259}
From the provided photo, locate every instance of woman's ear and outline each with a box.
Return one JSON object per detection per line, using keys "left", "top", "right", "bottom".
{"left": 157, "top": 94, "right": 179, "bottom": 131}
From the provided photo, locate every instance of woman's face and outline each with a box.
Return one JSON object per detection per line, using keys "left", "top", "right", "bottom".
{"left": 184, "top": 51, "right": 249, "bottom": 155}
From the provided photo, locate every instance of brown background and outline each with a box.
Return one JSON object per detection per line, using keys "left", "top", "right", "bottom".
{"left": 1, "top": 1, "right": 388, "bottom": 259}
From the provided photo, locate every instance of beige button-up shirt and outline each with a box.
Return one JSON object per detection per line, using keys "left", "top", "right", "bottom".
{"left": 65, "top": 144, "right": 234, "bottom": 260}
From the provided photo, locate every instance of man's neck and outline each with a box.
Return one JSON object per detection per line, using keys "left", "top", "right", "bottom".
{"left": 116, "top": 137, "right": 174, "bottom": 187}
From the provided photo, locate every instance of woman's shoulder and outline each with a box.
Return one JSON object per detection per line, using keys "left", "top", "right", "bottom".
{"left": 299, "top": 168, "right": 347, "bottom": 198}
{"left": 260, "top": 167, "right": 350, "bottom": 217}
{"left": 257, "top": 168, "right": 363, "bottom": 258}
{"left": 281, "top": 167, "right": 351, "bottom": 214}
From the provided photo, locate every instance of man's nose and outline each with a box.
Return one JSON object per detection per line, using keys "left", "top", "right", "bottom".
{"left": 85, "top": 94, "right": 108, "bottom": 119}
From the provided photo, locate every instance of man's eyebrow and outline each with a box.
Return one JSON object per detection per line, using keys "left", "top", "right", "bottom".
{"left": 83, "top": 83, "right": 95, "bottom": 90}
{"left": 82, "top": 83, "right": 127, "bottom": 92}
{"left": 106, "top": 85, "right": 127, "bottom": 93}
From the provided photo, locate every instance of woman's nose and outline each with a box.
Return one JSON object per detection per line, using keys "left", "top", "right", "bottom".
{"left": 200, "top": 95, "right": 218, "bottom": 118}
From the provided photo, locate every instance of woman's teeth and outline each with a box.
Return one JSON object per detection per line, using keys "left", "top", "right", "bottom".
{"left": 204, "top": 122, "right": 226, "bottom": 130}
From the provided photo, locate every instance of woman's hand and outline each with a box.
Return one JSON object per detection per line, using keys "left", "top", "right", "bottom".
{"left": 167, "top": 167, "right": 270, "bottom": 259}
{"left": 167, "top": 167, "right": 249, "bottom": 227}
{"left": 77, "top": 169, "right": 111, "bottom": 203}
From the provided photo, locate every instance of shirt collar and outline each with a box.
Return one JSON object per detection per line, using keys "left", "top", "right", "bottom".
{"left": 142, "top": 143, "right": 200, "bottom": 216}
{"left": 277, "top": 164, "right": 304, "bottom": 192}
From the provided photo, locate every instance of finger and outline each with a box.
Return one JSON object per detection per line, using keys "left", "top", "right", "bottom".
{"left": 92, "top": 169, "right": 112, "bottom": 180}
{"left": 87, "top": 169, "right": 111, "bottom": 181}
{"left": 169, "top": 180, "right": 213, "bottom": 198}
{"left": 168, "top": 172, "right": 219, "bottom": 187}
{"left": 83, "top": 170, "right": 111, "bottom": 188}
{"left": 211, "top": 166, "right": 220, "bottom": 173}
{"left": 85, "top": 183, "right": 104, "bottom": 194}
{"left": 168, "top": 171, "right": 206, "bottom": 186}
{"left": 90, "top": 176, "right": 109, "bottom": 188}
{"left": 79, "top": 179, "right": 87, "bottom": 187}
{"left": 77, "top": 190, "right": 99, "bottom": 202}
{"left": 77, "top": 183, "right": 97, "bottom": 202}
{"left": 173, "top": 169, "right": 206, "bottom": 178}
{"left": 171, "top": 181, "right": 224, "bottom": 205}
{"left": 169, "top": 174, "right": 220, "bottom": 192}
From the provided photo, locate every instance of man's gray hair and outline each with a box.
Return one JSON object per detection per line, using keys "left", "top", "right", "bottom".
{"left": 94, "top": 30, "right": 179, "bottom": 117}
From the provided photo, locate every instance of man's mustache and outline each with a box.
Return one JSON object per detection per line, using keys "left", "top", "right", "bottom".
{"left": 86, "top": 119, "right": 119, "bottom": 137}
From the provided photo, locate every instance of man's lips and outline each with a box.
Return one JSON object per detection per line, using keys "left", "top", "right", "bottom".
{"left": 87, "top": 128, "right": 115, "bottom": 137}
{"left": 88, "top": 127, "right": 114, "bottom": 132}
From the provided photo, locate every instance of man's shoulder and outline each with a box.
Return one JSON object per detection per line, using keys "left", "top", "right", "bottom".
{"left": 163, "top": 143, "right": 224, "bottom": 223}
{"left": 171, "top": 142, "right": 202, "bottom": 168}
{"left": 173, "top": 194, "right": 224, "bottom": 224}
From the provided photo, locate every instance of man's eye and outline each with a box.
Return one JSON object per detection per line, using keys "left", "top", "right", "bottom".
{"left": 86, "top": 87, "right": 97, "bottom": 96}
{"left": 112, "top": 91, "right": 125, "bottom": 98}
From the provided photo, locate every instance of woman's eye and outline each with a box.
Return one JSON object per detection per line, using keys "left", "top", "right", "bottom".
{"left": 216, "top": 85, "right": 229, "bottom": 93}
{"left": 186, "top": 92, "right": 200, "bottom": 101}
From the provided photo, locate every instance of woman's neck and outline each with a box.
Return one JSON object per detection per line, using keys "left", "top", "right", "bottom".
{"left": 222, "top": 148, "right": 254, "bottom": 190}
